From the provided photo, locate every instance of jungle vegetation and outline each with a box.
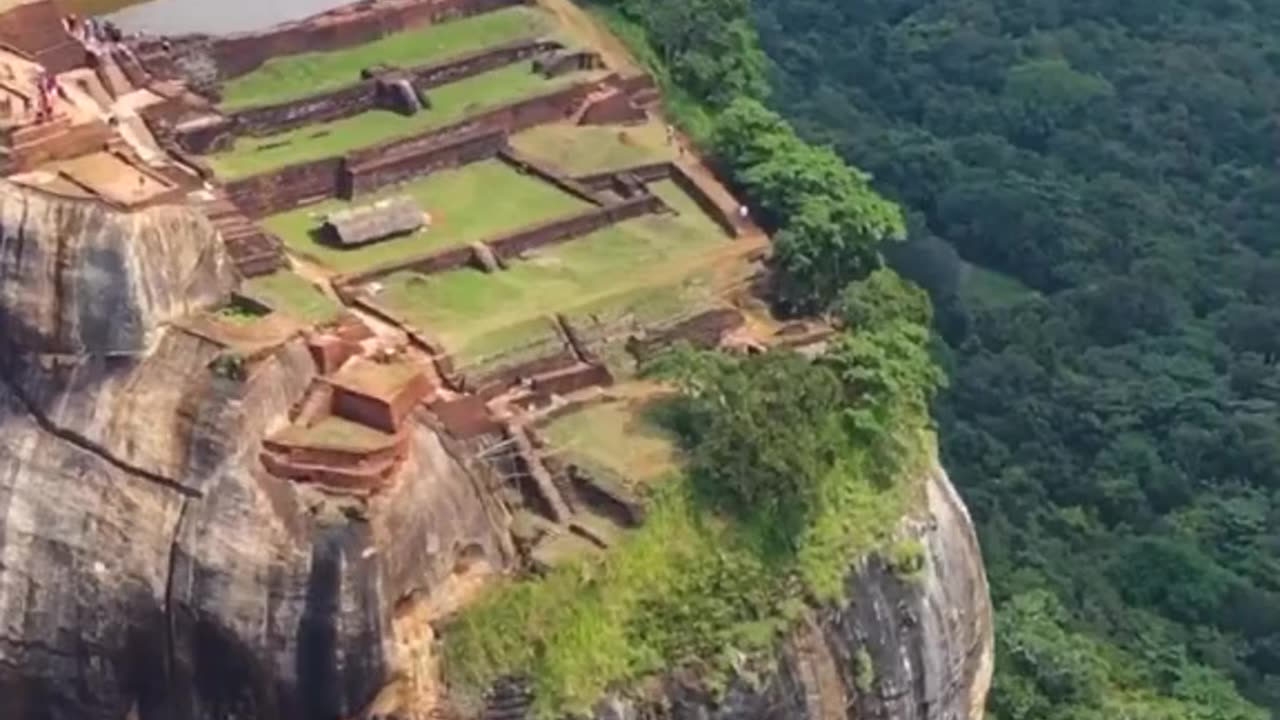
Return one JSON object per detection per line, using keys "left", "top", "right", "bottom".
{"left": 602, "top": 0, "right": 1280, "bottom": 717}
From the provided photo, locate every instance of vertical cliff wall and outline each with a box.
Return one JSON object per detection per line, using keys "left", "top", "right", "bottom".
{"left": 588, "top": 468, "right": 994, "bottom": 720}
{"left": 0, "top": 182, "right": 513, "bottom": 720}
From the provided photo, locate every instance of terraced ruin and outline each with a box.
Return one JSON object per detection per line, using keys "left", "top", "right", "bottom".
{"left": 0, "top": 3, "right": 994, "bottom": 719}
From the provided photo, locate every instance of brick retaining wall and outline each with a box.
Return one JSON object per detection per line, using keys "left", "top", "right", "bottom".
{"left": 668, "top": 163, "right": 741, "bottom": 238}
{"left": 233, "top": 81, "right": 380, "bottom": 136}
{"left": 223, "top": 76, "right": 617, "bottom": 218}
{"left": 497, "top": 148, "right": 604, "bottom": 205}
{"left": 227, "top": 38, "right": 560, "bottom": 139}
{"left": 224, "top": 155, "right": 344, "bottom": 217}
{"left": 344, "top": 128, "right": 507, "bottom": 196}
{"left": 136, "top": 0, "right": 531, "bottom": 85}
{"left": 488, "top": 193, "right": 666, "bottom": 260}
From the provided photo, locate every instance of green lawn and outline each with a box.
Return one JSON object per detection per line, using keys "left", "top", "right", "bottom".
{"left": 243, "top": 270, "right": 342, "bottom": 324}
{"left": 218, "top": 7, "right": 553, "bottom": 110}
{"left": 510, "top": 120, "right": 676, "bottom": 175}
{"left": 260, "top": 160, "right": 590, "bottom": 273}
{"left": 542, "top": 400, "right": 679, "bottom": 484}
{"left": 208, "top": 65, "right": 594, "bottom": 178}
{"left": 377, "top": 180, "right": 732, "bottom": 350}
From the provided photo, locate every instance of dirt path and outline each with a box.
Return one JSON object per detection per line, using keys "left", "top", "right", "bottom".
{"left": 536, "top": 0, "right": 639, "bottom": 74}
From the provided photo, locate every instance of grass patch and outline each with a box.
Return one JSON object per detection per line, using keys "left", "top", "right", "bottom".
{"left": 208, "top": 65, "right": 594, "bottom": 178}
{"left": 442, "top": 436, "right": 925, "bottom": 716}
{"left": 377, "top": 186, "right": 730, "bottom": 350}
{"left": 218, "top": 7, "right": 552, "bottom": 110}
{"left": 454, "top": 316, "right": 565, "bottom": 371}
{"left": 260, "top": 160, "right": 590, "bottom": 273}
{"left": 542, "top": 399, "right": 679, "bottom": 484}
{"left": 510, "top": 120, "right": 676, "bottom": 175}
{"left": 243, "top": 270, "right": 342, "bottom": 324}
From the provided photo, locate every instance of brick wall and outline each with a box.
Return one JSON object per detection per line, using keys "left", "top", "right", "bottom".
{"left": 0, "top": 0, "right": 84, "bottom": 73}
{"left": 224, "top": 155, "right": 344, "bottom": 217}
{"left": 497, "top": 148, "right": 603, "bottom": 205}
{"left": 209, "top": 0, "right": 528, "bottom": 82}
{"left": 578, "top": 89, "right": 647, "bottom": 126}
{"left": 222, "top": 77, "right": 613, "bottom": 219}
{"left": 668, "top": 163, "right": 741, "bottom": 238}
{"left": 487, "top": 193, "right": 666, "bottom": 260}
{"left": 174, "top": 115, "right": 237, "bottom": 154}
{"left": 233, "top": 81, "right": 379, "bottom": 136}
{"left": 431, "top": 395, "right": 500, "bottom": 439}
{"left": 473, "top": 349, "right": 580, "bottom": 397}
{"left": 344, "top": 128, "right": 506, "bottom": 196}
{"left": 574, "top": 162, "right": 673, "bottom": 191}
{"left": 410, "top": 38, "right": 559, "bottom": 91}
{"left": 628, "top": 308, "right": 745, "bottom": 360}
{"left": 225, "top": 39, "right": 558, "bottom": 139}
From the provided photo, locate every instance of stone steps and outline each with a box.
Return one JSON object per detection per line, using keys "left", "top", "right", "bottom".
{"left": 197, "top": 198, "right": 284, "bottom": 278}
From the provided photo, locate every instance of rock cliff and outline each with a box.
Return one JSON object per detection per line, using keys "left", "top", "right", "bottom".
{"left": 0, "top": 183, "right": 512, "bottom": 720}
{"left": 588, "top": 468, "right": 993, "bottom": 720}
{"left": 0, "top": 181, "right": 992, "bottom": 720}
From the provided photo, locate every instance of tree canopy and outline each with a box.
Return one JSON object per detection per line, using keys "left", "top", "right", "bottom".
{"left": 754, "top": 0, "right": 1280, "bottom": 714}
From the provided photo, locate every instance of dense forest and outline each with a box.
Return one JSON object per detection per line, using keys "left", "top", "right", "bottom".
{"left": 601, "top": 0, "right": 1280, "bottom": 718}
{"left": 751, "top": 0, "right": 1280, "bottom": 717}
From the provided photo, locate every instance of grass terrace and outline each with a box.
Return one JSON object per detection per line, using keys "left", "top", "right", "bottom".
{"left": 541, "top": 398, "right": 679, "bottom": 486}
{"left": 377, "top": 180, "right": 733, "bottom": 358}
{"left": 243, "top": 270, "right": 343, "bottom": 324}
{"left": 510, "top": 119, "right": 676, "bottom": 175}
{"left": 208, "top": 64, "right": 598, "bottom": 179}
{"left": 217, "top": 6, "right": 555, "bottom": 110}
{"left": 260, "top": 160, "right": 591, "bottom": 273}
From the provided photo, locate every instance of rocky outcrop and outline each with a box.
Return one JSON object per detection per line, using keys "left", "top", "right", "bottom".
{"left": 0, "top": 183, "right": 513, "bottom": 720}
{"left": 589, "top": 468, "right": 994, "bottom": 720}
{"left": 0, "top": 180, "right": 991, "bottom": 720}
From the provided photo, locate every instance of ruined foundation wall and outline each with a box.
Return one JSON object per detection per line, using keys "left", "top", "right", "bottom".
{"left": 224, "top": 156, "right": 345, "bottom": 217}
{"left": 344, "top": 129, "right": 507, "bottom": 196}
{"left": 137, "top": 0, "right": 531, "bottom": 85}
{"left": 229, "top": 39, "right": 559, "bottom": 138}
{"left": 487, "top": 193, "right": 665, "bottom": 260}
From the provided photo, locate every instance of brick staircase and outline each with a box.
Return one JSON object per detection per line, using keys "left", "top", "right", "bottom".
{"left": 198, "top": 197, "right": 284, "bottom": 277}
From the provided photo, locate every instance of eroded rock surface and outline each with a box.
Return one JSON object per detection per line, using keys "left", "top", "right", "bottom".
{"left": 590, "top": 468, "right": 994, "bottom": 720}
{"left": 0, "top": 183, "right": 512, "bottom": 720}
{"left": 0, "top": 182, "right": 991, "bottom": 720}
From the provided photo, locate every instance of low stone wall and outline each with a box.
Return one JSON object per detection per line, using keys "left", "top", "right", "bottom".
{"left": 669, "top": 163, "right": 741, "bottom": 238}
{"left": 234, "top": 81, "right": 379, "bottom": 136}
{"left": 344, "top": 128, "right": 507, "bottom": 196}
{"left": 575, "top": 162, "right": 742, "bottom": 238}
{"left": 222, "top": 76, "right": 615, "bottom": 218}
{"left": 531, "top": 362, "right": 613, "bottom": 398}
{"left": 227, "top": 38, "right": 559, "bottom": 138}
{"left": 135, "top": 0, "right": 530, "bottom": 85}
{"left": 497, "top": 148, "right": 604, "bottom": 205}
{"left": 474, "top": 349, "right": 580, "bottom": 398}
{"left": 224, "top": 155, "right": 345, "bottom": 217}
{"left": 488, "top": 193, "right": 666, "bottom": 260}
{"left": 409, "top": 38, "right": 560, "bottom": 91}
{"left": 574, "top": 162, "right": 672, "bottom": 191}
{"left": 431, "top": 395, "right": 501, "bottom": 439}
{"left": 628, "top": 308, "right": 746, "bottom": 360}
{"left": 578, "top": 89, "right": 647, "bottom": 126}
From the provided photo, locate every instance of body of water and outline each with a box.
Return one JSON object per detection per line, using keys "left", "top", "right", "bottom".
{"left": 75, "top": 0, "right": 358, "bottom": 36}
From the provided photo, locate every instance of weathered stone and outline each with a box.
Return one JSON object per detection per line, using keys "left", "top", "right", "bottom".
{"left": 0, "top": 184, "right": 512, "bottom": 720}
{"left": 582, "top": 468, "right": 994, "bottom": 720}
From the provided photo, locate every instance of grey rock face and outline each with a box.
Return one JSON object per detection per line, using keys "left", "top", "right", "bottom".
{"left": 0, "top": 184, "right": 512, "bottom": 720}
{"left": 0, "top": 182, "right": 992, "bottom": 720}
{"left": 590, "top": 468, "right": 994, "bottom": 720}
